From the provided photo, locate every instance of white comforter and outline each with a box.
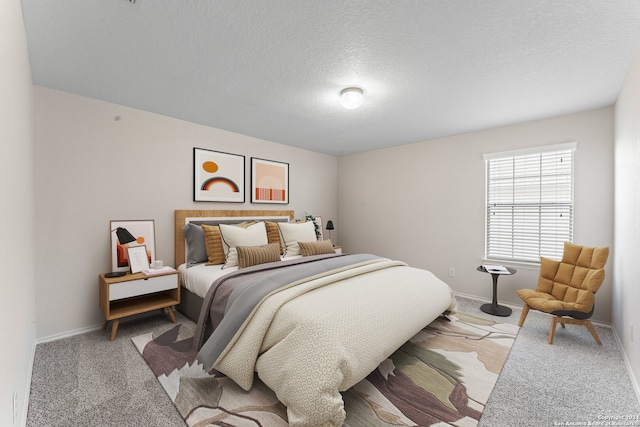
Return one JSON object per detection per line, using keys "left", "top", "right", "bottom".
{"left": 212, "top": 258, "right": 456, "bottom": 426}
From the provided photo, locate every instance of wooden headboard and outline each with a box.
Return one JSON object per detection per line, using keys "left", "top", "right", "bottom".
{"left": 174, "top": 209, "right": 295, "bottom": 267}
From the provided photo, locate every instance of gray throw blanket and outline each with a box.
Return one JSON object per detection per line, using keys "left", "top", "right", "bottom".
{"left": 194, "top": 253, "right": 382, "bottom": 372}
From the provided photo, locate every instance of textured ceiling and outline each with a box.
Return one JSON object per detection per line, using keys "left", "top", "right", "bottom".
{"left": 21, "top": 1, "right": 640, "bottom": 156}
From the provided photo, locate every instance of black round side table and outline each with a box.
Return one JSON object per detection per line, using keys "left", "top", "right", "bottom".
{"left": 476, "top": 266, "right": 516, "bottom": 317}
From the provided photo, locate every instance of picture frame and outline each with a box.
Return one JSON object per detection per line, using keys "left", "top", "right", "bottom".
{"left": 194, "top": 147, "right": 245, "bottom": 202}
{"left": 251, "top": 157, "right": 289, "bottom": 204}
{"left": 127, "top": 245, "right": 150, "bottom": 274}
{"left": 314, "top": 216, "right": 323, "bottom": 241}
{"left": 110, "top": 220, "right": 156, "bottom": 273}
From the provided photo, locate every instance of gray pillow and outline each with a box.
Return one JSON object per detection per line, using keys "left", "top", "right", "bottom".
{"left": 182, "top": 223, "right": 207, "bottom": 267}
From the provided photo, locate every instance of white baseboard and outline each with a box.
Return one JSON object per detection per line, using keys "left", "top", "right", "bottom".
{"left": 612, "top": 326, "right": 640, "bottom": 405}
{"left": 454, "top": 291, "right": 522, "bottom": 310}
{"left": 35, "top": 309, "right": 166, "bottom": 344}
{"left": 21, "top": 336, "right": 36, "bottom": 427}
{"left": 453, "top": 291, "right": 612, "bottom": 328}
{"left": 36, "top": 323, "right": 104, "bottom": 345}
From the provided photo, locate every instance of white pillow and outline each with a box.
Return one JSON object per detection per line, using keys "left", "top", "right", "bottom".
{"left": 219, "top": 222, "right": 268, "bottom": 268}
{"left": 278, "top": 221, "right": 317, "bottom": 256}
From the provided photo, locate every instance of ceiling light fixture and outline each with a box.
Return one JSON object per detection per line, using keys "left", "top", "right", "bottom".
{"left": 340, "top": 87, "right": 364, "bottom": 109}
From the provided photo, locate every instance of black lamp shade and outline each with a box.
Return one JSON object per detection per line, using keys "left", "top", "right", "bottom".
{"left": 326, "top": 220, "right": 335, "bottom": 230}
{"left": 115, "top": 227, "right": 136, "bottom": 245}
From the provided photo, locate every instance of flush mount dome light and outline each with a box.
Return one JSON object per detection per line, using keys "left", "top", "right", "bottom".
{"left": 340, "top": 87, "right": 364, "bottom": 109}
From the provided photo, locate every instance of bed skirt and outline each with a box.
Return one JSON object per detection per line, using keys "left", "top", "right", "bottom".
{"left": 177, "top": 286, "right": 203, "bottom": 323}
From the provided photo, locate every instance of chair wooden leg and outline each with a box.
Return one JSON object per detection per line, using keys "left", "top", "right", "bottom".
{"left": 518, "top": 304, "right": 530, "bottom": 327}
{"left": 549, "top": 317, "right": 602, "bottom": 345}
{"left": 584, "top": 320, "right": 602, "bottom": 345}
{"left": 549, "top": 317, "right": 559, "bottom": 344}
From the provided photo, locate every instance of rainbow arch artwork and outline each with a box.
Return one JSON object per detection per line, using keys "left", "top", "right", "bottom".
{"left": 193, "top": 148, "right": 245, "bottom": 202}
{"left": 200, "top": 177, "right": 240, "bottom": 193}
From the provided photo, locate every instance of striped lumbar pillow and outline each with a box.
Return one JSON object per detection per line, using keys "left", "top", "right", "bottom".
{"left": 299, "top": 239, "right": 335, "bottom": 256}
{"left": 236, "top": 242, "right": 281, "bottom": 269}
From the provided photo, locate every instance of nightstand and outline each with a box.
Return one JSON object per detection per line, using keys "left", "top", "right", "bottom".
{"left": 99, "top": 270, "right": 180, "bottom": 341}
{"left": 333, "top": 245, "right": 343, "bottom": 254}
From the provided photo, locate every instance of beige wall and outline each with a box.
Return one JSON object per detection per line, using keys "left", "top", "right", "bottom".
{"left": 33, "top": 86, "right": 338, "bottom": 340}
{"left": 614, "top": 43, "right": 640, "bottom": 391}
{"left": 0, "top": 0, "right": 36, "bottom": 425}
{"left": 338, "top": 107, "right": 614, "bottom": 323}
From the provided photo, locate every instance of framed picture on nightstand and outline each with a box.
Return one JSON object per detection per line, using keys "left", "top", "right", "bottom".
{"left": 110, "top": 220, "right": 156, "bottom": 274}
{"left": 127, "top": 245, "right": 150, "bottom": 274}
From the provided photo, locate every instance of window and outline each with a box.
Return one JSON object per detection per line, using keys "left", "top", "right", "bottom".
{"left": 484, "top": 142, "right": 576, "bottom": 263}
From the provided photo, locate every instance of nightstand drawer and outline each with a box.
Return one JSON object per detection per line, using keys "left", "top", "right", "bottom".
{"left": 109, "top": 274, "right": 177, "bottom": 301}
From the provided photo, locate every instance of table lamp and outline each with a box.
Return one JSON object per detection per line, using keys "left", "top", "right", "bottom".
{"left": 326, "top": 220, "right": 334, "bottom": 241}
{"left": 105, "top": 227, "right": 136, "bottom": 278}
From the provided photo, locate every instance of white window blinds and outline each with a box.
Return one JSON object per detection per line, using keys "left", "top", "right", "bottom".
{"left": 484, "top": 142, "right": 576, "bottom": 263}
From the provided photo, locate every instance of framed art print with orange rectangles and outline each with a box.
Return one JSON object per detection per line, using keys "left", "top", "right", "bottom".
{"left": 251, "top": 157, "right": 289, "bottom": 204}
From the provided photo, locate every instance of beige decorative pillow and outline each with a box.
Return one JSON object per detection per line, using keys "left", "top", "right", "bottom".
{"left": 237, "top": 243, "right": 281, "bottom": 269}
{"left": 265, "top": 221, "right": 284, "bottom": 255}
{"left": 278, "top": 221, "right": 317, "bottom": 256}
{"left": 219, "top": 222, "right": 268, "bottom": 268}
{"left": 218, "top": 221, "right": 255, "bottom": 254}
{"left": 201, "top": 224, "right": 226, "bottom": 265}
{"left": 299, "top": 240, "right": 335, "bottom": 256}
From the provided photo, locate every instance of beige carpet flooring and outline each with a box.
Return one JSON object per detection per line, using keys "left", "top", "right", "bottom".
{"left": 26, "top": 296, "right": 640, "bottom": 426}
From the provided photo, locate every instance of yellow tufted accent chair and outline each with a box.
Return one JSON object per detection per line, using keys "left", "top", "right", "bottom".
{"left": 516, "top": 242, "right": 609, "bottom": 345}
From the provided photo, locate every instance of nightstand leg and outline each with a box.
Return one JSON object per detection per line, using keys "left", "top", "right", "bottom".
{"left": 110, "top": 319, "right": 119, "bottom": 341}
{"left": 166, "top": 306, "right": 176, "bottom": 323}
{"left": 102, "top": 320, "right": 108, "bottom": 330}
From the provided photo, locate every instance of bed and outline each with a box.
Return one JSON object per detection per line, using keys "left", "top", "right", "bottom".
{"left": 174, "top": 209, "right": 297, "bottom": 322}
{"left": 174, "top": 209, "right": 456, "bottom": 427}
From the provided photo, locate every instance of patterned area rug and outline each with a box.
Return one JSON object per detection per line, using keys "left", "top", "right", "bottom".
{"left": 133, "top": 312, "right": 518, "bottom": 426}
